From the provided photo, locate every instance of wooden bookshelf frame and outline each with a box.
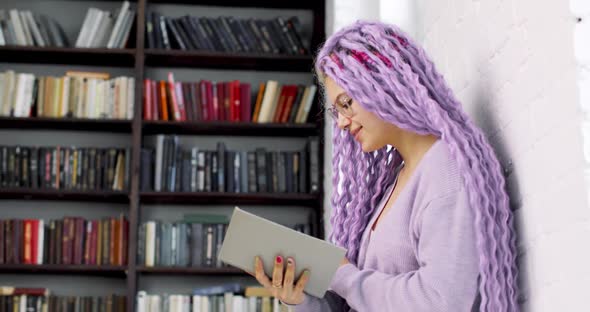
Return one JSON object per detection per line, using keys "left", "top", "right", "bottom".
{"left": 0, "top": 264, "right": 128, "bottom": 277}
{"left": 0, "top": 188, "right": 130, "bottom": 202}
{"left": 0, "top": 0, "right": 326, "bottom": 311}
{"left": 136, "top": 266, "right": 245, "bottom": 275}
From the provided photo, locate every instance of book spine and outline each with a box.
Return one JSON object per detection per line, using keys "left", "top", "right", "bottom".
{"left": 0, "top": 220, "right": 4, "bottom": 264}
{"left": 204, "top": 224, "right": 214, "bottom": 267}
{"left": 146, "top": 11, "right": 155, "bottom": 49}
{"left": 143, "top": 79, "right": 152, "bottom": 120}
{"left": 215, "top": 224, "right": 224, "bottom": 267}
{"left": 182, "top": 150, "right": 191, "bottom": 192}
{"left": 137, "top": 222, "right": 146, "bottom": 266}
{"left": 152, "top": 12, "right": 163, "bottom": 49}
{"left": 247, "top": 151, "right": 257, "bottom": 193}
{"left": 225, "top": 150, "right": 234, "bottom": 193}
{"left": 255, "top": 148, "right": 267, "bottom": 192}
{"left": 217, "top": 142, "right": 225, "bottom": 192}
{"left": 191, "top": 223, "right": 203, "bottom": 267}
{"left": 188, "top": 16, "right": 213, "bottom": 51}
{"left": 204, "top": 151, "right": 211, "bottom": 192}
{"left": 240, "top": 151, "right": 248, "bottom": 194}
{"left": 159, "top": 14, "right": 171, "bottom": 49}
{"left": 165, "top": 17, "right": 186, "bottom": 50}
{"left": 278, "top": 151, "right": 287, "bottom": 193}
{"left": 173, "top": 17, "right": 196, "bottom": 50}
{"left": 240, "top": 83, "right": 251, "bottom": 123}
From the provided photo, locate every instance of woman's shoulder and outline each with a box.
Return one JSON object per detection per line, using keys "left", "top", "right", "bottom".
{"left": 413, "top": 140, "right": 465, "bottom": 202}
{"left": 409, "top": 141, "right": 472, "bottom": 231}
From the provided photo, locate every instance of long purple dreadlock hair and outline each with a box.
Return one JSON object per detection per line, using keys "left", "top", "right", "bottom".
{"left": 315, "top": 21, "right": 519, "bottom": 311}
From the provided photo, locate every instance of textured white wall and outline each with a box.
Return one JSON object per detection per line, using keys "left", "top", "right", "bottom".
{"left": 413, "top": 0, "right": 588, "bottom": 310}
{"left": 325, "top": 0, "right": 590, "bottom": 310}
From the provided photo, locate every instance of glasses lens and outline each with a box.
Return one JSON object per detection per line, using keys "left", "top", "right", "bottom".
{"left": 326, "top": 94, "right": 353, "bottom": 120}
{"left": 336, "top": 95, "right": 353, "bottom": 118}
{"left": 327, "top": 107, "right": 338, "bottom": 120}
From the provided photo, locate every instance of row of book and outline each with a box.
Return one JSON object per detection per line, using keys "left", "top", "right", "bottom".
{"left": 141, "top": 137, "right": 319, "bottom": 194}
{"left": 143, "top": 75, "right": 317, "bottom": 124}
{"left": 253, "top": 82, "right": 316, "bottom": 124}
{"left": 0, "top": 287, "right": 126, "bottom": 312}
{"left": 75, "top": 2, "right": 135, "bottom": 49}
{"left": 0, "top": 216, "right": 129, "bottom": 266}
{"left": 0, "top": 10, "right": 69, "bottom": 47}
{"left": 138, "top": 219, "right": 227, "bottom": 268}
{"left": 137, "top": 214, "right": 312, "bottom": 268}
{"left": 0, "top": 146, "right": 130, "bottom": 192}
{"left": 0, "top": 70, "right": 135, "bottom": 119}
{"left": 146, "top": 13, "right": 308, "bottom": 56}
{"left": 137, "top": 285, "right": 287, "bottom": 312}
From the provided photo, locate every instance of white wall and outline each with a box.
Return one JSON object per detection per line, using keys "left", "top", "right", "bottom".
{"left": 414, "top": 0, "right": 590, "bottom": 310}
{"left": 325, "top": 0, "right": 590, "bottom": 310}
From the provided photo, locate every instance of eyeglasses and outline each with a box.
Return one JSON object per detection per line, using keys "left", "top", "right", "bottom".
{"left": 326, "top": 93, "right": 354, "bottom": 120}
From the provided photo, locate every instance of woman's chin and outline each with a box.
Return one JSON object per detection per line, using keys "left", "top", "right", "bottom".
{"left": 359, "top": 142, "right": 375, "bottom": 153}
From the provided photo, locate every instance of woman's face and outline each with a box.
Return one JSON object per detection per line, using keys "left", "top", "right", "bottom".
{"left": 324, "top": 76, "right": 399, "bottom": 152}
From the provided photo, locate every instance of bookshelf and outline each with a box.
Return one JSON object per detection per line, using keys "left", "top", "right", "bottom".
{"left": 139, "top": 191, "right": 320, "bottom": 206}
{"left": 0, "top": 188, "right": 129, "bottom": 203}
{"left": 141, "top": 120, "right": 318, "bottom": 136}
{"left": 136, "top": 266, "right": 244, "bottom": 275}
{"left": 0, "top": 46, "right": 136, "bottom": 67}
{"left": 0, "top": 117, "right": 133, "bottom": 132}
{"left": 144, "top": 49, "right": 314, "bottom": 71}
{"left": 0, "top": 0, "right": 326, "bottom": 311}
{"left": 0, "top": 264, "right": 128, "bottom": 277}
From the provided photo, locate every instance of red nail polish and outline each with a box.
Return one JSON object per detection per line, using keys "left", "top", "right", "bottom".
{"left": 276, "top": 256, "right": 283, "bottom": 264}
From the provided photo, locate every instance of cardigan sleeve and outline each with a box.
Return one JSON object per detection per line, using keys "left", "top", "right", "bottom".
{"left": 327, "top": 187, "right": 479, "bottom": 312}
{"left": 289, "top": 290, "right": 347, "bottom": 312}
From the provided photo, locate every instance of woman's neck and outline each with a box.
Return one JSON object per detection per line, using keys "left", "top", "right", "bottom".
{"left": 393, "top": 133, "right": 439, "bottom": 172}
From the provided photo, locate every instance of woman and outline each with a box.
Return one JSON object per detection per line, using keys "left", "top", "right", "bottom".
{"left": 252, "top": 20, "right": 519, "bottom": 311}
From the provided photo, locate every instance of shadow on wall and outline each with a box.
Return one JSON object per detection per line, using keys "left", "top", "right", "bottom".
{"left": 470, "top": 71, "right": 528, "bottom": 305}
{"left": 470, "top": 70, "right": 522, "bottom": 212}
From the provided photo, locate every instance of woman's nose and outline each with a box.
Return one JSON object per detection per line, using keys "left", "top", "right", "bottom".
{"left": 336, "top": 113, "right": 351, "bottom": 130}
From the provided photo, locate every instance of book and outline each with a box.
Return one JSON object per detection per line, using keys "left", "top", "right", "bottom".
{"left": 0, "top": 70, "right": 134, "bottom": 119}
{"left": 65, "top": 71, "right": 110, "bottom": 80}
{"left": 219, "top": 207, "right": 346, "bottom": 298}
{"left": 192, "top": 283, "right": 242, "bottom": 296}
{"left": 145, "top": 14, "right": 309, "bottom": 55}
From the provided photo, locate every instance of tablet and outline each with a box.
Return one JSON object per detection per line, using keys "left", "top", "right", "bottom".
{"left": 218, "top": 207, "right": 347, "bottom": 298}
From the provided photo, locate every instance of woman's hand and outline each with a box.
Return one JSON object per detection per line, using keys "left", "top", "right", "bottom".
{"left": 340, "top": 257, "right": 350, "bottom": 266}
{"left": 251, "top": 255, "right": 310, "bottom": 305}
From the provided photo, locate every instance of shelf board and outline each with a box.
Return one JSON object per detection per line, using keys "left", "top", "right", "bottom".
{"left": 0, "top": 264, "right": 127, "bottom": 277}
{"left": 140, "top": 192, "right": 319, "bottom": 206}
{"left": 146, "top": 0, "right": 320, "bottom": 9}
{"left": 0, "top": 117, "right": 132, "bottom": 133}
{"left": 145, "top": 49, "right": 313, "bottom": 72}
{"left": 137, "top": 266, "right": 246, "bottom": 275}
{"left": 0, "top": 189, "right": 129, "bottom": 203}
{"left": 0, "top": 46, "right": 135, "bottom": 67}
{"left": 142, "top": 120, "right": 318, "bottom": 136}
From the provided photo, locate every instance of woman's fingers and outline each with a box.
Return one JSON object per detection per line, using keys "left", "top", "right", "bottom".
{"left": 253, "top": 255, "right": 309, "bottom": 305}
{"left": 282, "top": 257, "right": 296, "bottom": 296}
{"left": 254, "top": 256, "right": 272, "bottom": 288}
{"left": 272, "top": 255, "right": 285, "bottom": 289}
{"left": 294, "top": 269, "right": 311, "bottom": 295}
